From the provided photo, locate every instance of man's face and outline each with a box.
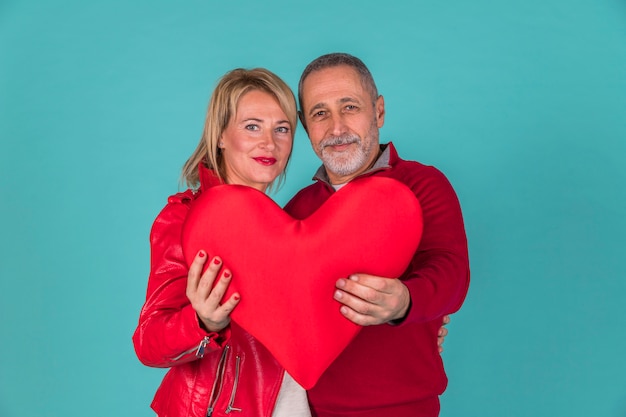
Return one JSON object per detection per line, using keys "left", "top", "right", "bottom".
{"left": 300, "top": 65, "right": 385, "bottom": 184}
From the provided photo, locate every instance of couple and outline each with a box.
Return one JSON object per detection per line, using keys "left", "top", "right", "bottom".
{"left": 133, "top": 53, "right": 470, "bottom": 417}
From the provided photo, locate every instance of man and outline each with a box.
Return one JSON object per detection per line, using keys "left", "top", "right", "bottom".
{"left": 284, "top": 53, "right": 470, "bottom": 417}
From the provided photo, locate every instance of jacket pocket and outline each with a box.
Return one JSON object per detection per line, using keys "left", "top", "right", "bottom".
{"left": 206, "top": 346, "right": 243, "bottom": 416}
{"left": 207, "top": 345, "right": 230, "bottom": 416}
{"left": 224, "top": 355, "right": 242, "bottom": 414}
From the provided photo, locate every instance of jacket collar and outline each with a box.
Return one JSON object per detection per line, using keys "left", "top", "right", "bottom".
{"left": 312, "top": 142, "right": 398, "bottom": 186}
{"left": 198, "top": 163, "right": 224, "bottom": 193}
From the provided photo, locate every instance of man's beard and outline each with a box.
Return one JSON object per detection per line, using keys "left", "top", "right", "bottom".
{"left": 318, "top": 130, "right": 377, "bottom": 180}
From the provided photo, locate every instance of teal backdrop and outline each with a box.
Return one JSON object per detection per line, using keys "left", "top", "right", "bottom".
{"left": 1, "top": 1, "right": 625, "bottom": 416}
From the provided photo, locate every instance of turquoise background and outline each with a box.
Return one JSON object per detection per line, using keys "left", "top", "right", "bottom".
{"left": 1, "top": 1, "right": 625, "bottom": 416}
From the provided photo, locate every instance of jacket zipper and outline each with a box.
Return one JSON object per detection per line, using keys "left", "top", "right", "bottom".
{"left": 196, "top": 336, "right": 210, "bottom": 357}
{"left": 207, "top": 345, "right": 230, "bottom": 417}
{"left": 225, "top": 355, "right": 242, "bottom": 414}
{"left": 170, "top": 336, "right": 210, "bottom": 362}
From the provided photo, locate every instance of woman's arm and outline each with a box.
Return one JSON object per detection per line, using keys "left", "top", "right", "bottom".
{"left": 132, "top": 193, "right": 234, "bottom": 367}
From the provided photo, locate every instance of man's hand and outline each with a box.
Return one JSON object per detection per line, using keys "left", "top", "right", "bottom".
{"left": 333, "top": 274, "right": 410, "bottom": 326}
{"left": 438, "top": 315, "right": 451, "bottom": 353}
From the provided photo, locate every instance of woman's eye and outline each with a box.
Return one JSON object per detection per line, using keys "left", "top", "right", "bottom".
{"left": 245, "top": 124, "right": 259, "bottom": 131}
{"left": 276, "top": 126, "right": 290, "bottom": 134}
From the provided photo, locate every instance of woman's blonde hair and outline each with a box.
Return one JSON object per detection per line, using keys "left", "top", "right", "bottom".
{"left": 181, "top": 68, "right": 297, "bottom": 192}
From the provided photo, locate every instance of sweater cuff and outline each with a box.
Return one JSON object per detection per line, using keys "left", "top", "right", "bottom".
{"left": 388, "top": 298, "right": 412, "bottom": 326}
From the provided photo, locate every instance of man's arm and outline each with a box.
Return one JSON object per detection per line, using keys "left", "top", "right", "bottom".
{"left": 333, "top": 167, "right": 469, "bottom": 325}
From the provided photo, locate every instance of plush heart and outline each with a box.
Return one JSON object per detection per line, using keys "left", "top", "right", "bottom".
{"left": 182, "top": 176, "right": 423, "bottom": 389}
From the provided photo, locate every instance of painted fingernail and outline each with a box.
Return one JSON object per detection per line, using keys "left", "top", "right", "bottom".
{"left": 213, "top": 258, "right": 221, "bottom": 265}
{"left": 224, "top": 271, "right": 231, "bottom": 278}
{"left": 198, "top": 251, "right": 205, "bottom": 258}
{"left": 233, "top": 294, "right": 240, "bottom": 301}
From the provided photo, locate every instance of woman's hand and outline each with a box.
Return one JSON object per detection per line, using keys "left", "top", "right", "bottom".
{"left": 186, "top": 250, "right": 241, "bottom": 332}
{"left": 437, "top": 315, "right": 451, "bottom": 353}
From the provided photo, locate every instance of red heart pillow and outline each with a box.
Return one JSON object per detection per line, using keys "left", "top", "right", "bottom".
{"left": 182, "top": 176, "right": 422, "bottom": 389}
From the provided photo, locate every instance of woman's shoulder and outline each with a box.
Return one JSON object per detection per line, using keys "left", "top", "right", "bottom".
{"left": 166, "top": 188, "right": 198, "bottom": 205}
{"left": 151, "top": 189, "right": 200, "bottom": 236}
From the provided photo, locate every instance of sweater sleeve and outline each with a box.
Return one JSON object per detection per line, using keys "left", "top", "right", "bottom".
{"left": 399, "top": 167, "right": 470, "bottom": 324}
{"left": 132, "top": 192, "right": 229, "bottom": 368}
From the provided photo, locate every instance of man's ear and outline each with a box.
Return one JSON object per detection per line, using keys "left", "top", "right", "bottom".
{"left": 375, "top": 95, "right": 385, "bottom": 128}
{"left": 298, "top": 110, "right": 308, "bottom": 133}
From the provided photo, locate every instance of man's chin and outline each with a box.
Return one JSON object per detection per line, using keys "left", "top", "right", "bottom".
{"left": 323, "top": 159, "right": 361, "bottom": 177}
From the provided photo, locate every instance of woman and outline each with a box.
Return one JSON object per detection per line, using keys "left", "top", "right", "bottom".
{"left": 133, "top": 68, "right": 449, "bottom": 417}
{"left": 133, "top": 67, "right": 308, "bottom": 417}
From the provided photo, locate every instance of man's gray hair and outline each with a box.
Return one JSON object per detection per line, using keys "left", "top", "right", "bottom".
{"left": 298, "top": 52, "right": 379, "bottom": 111}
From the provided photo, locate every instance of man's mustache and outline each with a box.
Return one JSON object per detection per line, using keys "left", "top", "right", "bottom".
{"left": 320, "top": 135, "right": 361, "bottom": 149}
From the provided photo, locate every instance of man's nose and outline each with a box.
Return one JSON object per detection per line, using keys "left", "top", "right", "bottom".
{"left": 330, "top": 114, "right": 348, "bottom": 136}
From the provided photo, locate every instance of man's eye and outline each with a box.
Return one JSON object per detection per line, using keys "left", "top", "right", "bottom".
{"left": 345, "top": 105, "right": 357, "bottom": 111}
{"left": 314, "top": 111, "right": 326, "bottom": 117}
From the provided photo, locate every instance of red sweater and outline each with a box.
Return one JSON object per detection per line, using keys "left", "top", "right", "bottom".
{"left": 284, "top": 143, "right": 470, "bottom": 417}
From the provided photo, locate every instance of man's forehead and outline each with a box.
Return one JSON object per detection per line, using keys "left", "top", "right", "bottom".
{"left": 304, "top": 65, "right": 360, "bottom": 86}
{"left": 302, "top": 68, "right": 369, "bottom": 105}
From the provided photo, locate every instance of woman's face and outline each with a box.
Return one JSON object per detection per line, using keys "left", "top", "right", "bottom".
{"left": 220, "top": 90, "right": 293, "bottom": 192}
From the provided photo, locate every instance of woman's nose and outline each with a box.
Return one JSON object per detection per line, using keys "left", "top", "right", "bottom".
{"left": 260, "top": 131, "right": 276, "bottom": 150}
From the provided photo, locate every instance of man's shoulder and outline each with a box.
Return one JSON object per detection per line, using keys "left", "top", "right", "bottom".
{"left": 382, "top": 156, "right": 462, "bottom": 206}
{"left": 285, "top": 182, "right": 322, "bottom": 204}
{"left": 291, "top": 180, "right": 324, "bottom": 196}
{"left": 284, "top": 181, "right": 329, "bottom": 218}
{"left": 384, "top": 143, "right": 443, "bottom": 177}
{"left": 388, "top": 156, "right": 447, "bottom": 182}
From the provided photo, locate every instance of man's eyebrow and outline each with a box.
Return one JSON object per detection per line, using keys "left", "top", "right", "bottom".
{"left": 338, "top": 96, "right": 360, "bottom": 104}
{"left": 308, "top": 102, "right": 327, "bottom": 115}
{"left": 308, "top": 97, "right": 361, "bottom": 115}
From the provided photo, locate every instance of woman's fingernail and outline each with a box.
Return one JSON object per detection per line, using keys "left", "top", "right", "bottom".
{"left": 198, "top": 251, "right": 205, "bottom": 258}
{"left": 234, "top": 294, "right": 240, "bottom": 301}
{"left": 224, "top": 271, "right": 231, "bottom": 278}
{"left": 213, "top": 258, "right": 221, "bottom": 265}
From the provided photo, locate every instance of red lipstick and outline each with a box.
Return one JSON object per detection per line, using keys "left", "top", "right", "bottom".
{"left": 253, "top": 157, "right": 277, "bottom": 166}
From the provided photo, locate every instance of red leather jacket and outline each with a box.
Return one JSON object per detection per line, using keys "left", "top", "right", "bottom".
{"left": 132, "top": 166, "right": 285, "bottom": 417}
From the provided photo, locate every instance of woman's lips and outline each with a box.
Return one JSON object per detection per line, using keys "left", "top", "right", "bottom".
{"left": 253, "top": 157, "right": 277, "bottom": 166}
